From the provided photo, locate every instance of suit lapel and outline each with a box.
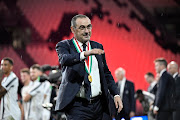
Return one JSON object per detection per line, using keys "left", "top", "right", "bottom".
{"left": 123, "top": 81, "right": 127, "bottom": 97}
{"left": 175, "top": 74, "right": 179, "bottom": 80}
{"left": 90, "top": 40, "right": 96, "bottom": 49}
{"left": 69, "top": 38, "right": 79, "bottom": 53}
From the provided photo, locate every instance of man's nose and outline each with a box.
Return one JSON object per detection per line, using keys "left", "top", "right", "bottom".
{"left": 84, "top": 28, "right": 89, "bottom": 32}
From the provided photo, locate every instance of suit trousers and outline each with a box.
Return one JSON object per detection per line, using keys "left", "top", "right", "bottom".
{"left": 115, "top": 109, "right": 130, "bottom": 120}
{"left": 65, "top": 97, "right": 103, "bottom": 120}
{"left": 173, "top": 110, "right": 180, "bottom": 120}
{"left": 156, "top": 111, "right": 173, "bottom": 120}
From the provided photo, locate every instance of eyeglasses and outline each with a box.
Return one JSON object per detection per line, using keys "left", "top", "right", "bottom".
{"left": 74, "top": 24, "right": 92, "bottom": 31}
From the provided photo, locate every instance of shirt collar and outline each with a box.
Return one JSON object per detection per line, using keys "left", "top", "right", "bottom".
{"left": 173, "top": 72, "right": 179, "bottom": 78}
{"left": 74, "top": 38, "right": 89, "bottom": 47}
{"left": 159, "top": 69, "right": 166, "bottom": 77}
{"left": 150, "top": 81, "right": 157, "bottom": 88}
{"left": 118, "top": 77, "right": 126, "bottom": 84}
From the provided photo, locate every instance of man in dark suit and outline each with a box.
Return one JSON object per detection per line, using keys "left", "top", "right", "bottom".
{"left": 153, "top": 58, "right": 176, "bottom": 120}
{"left": 168, "top": 61, "right": 180, "bottom": 120}
{"left": 55, "top": 14, "right": 123, "bottom": 120}
{"left": 144, "top": 72, "right": 157, "bottom": 120}
{"left": 115, "top": 67, "right": 135, "bottom": 120}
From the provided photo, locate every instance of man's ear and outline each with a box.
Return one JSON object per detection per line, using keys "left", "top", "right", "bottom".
{"left": 71, "top": 26, "right": 75, "bottom": 34}
{"left": 10, "top": 65, "right": 13, "bottom": 71}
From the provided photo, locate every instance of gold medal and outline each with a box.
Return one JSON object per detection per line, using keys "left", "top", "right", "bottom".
{"left": 73, "top": 39, "right": 93, "bottom": 82}
{"left": 88, "top": 75, "right": 92, "bottom": 82}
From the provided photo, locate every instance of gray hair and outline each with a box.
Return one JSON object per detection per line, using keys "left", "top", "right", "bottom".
{"left": 71, "top": 14, "right": 89, "bottom": 28}
{"left": 168, "top": 61, "right": 178, "bottom": 70}
{"left": 115, "top": 67, "right": 126, "bottom": 76}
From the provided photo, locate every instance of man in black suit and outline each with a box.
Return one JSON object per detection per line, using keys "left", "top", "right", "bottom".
{"left": 168, "top": 61, "right": 180, "bottom": 120}
{"left": 55, "top": 14, "right": 123, "bottom": 120}
{"left": 153, "top": 58, "right": 176, "bottom": 120}
{"left": 115, "top": 67, "right": 135, "bottom": 120}
{"left": 168, "top": 61, "right": 179, "bottom": 80}
{"left": 144, "top": 72, "right": 157, "bottom": 120}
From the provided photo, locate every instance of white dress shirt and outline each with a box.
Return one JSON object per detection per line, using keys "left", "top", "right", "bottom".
{"left": 159, "top": 69, "right": 166, "bottom": 77}
{"left": 76, "top": 39, "right": 101, "bottom": 97}
{"left": 118, "top": 77, "right": 126, "bottom": 99}
{"left": 173, "top": 72, "right": 178, "bottom": 79}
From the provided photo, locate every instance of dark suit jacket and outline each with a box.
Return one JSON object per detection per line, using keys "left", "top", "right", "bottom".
{"left": 154, "top": 71, "right": 176, "bottom": 111}
{"left": 116, "top": 80, "right": 136, "bottom": 114}
{"left": 175, "top": 74, "right": 180, "bottom": 110}
{"left": 55, "top": 38, "right": 118, "bottom": 115}
{"left": 149, "top": 84, "right": 158, "bottom": 95}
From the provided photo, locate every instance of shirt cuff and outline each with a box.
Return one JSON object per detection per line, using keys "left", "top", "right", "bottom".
{"left": 80, "top": 52, "right": 86, "bottom": 60}
{"left": 154, "top": 106, "right": 159, "bottom": 111}
{"left": 114, "top": 95, "right": 120, "bottom": 98}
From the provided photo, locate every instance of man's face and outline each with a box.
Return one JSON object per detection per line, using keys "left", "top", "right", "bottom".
{"left": 71, "top": 17, "right": 92, "bottom": 43}
{"left": 144, "top": 75, "right": 151, "bottom": 84}
{"left": 21, "top": 72, "right": 30, "bottom": 84}
{"left": 167, "top": 64, "right": 175, "bottom": 75}
{"left": 0, "top": 60, "right": 13, "bottom": 74}
{"left": 115, "top": 71, "right": 124, "bottom": 81}
{"left": 155, "top": 62, "right": 162, "bottom": 73}
{"left": 30, "top": 68, "right": 40, "bottom": 81}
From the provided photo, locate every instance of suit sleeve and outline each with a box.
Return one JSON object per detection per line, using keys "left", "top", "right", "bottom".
{"left": 100, "top": 45, "right": 119, "bottom": 96}
{"left": 56, "top": 41, "right": 81, "bottom": 66}
{"left": 130, "top": 82, "right": 136, "bottom": 112}
{"left": 155, "top": 74, "right": 169, "bottom": 108}
{"left": 176, "top": 77, "right": 180, "bottom": 99}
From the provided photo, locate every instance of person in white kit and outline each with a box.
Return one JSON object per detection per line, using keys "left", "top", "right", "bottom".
{"left": 20, "top": 68, "right": 33, "bottom": 120}
{"left": 42, "top": 80, "right": 52, "bottom": 120}
{"left": 0, "top": 57, "right": 21, "bottom": 120}
{"left": 38, "top": 68, "right": 52, "bottom": 120}
{"left": 23, "top": 64, "right": 44, "bottom": 120}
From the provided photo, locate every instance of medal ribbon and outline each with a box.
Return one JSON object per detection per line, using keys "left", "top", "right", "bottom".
{"left": 72, "top": 39, "right": 92, "bottom": 75}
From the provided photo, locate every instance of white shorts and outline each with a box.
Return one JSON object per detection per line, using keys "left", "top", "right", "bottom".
{"left": 2, "top": 116, "right": 14, "bottom": 120}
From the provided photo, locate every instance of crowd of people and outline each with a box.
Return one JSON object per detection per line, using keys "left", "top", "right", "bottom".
{"left": 0, "top": 14, "right": 180, "bottom": 120}
{"left": 0, "top": 57, "right": 179, "bottom": 120}
{"left": 0, "top": 58, "right": 53, "bottom": 120}
{"left": 135, "top": 59, "right": 180, "bottom": 120}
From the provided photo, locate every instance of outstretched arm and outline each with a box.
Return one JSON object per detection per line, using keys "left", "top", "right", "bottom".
{"left": 0, "top": 69, "right": 7, "bottom": 99}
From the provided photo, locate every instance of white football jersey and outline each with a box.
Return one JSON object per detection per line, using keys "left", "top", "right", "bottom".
{"left": 21, "top": 81, "right": 33, "bottom": 120}
{"left": 0, "top": 72, "right": 21, "bottom": 120}
{"left": 28, "top": 79, "right": 44, "bottom": 120}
